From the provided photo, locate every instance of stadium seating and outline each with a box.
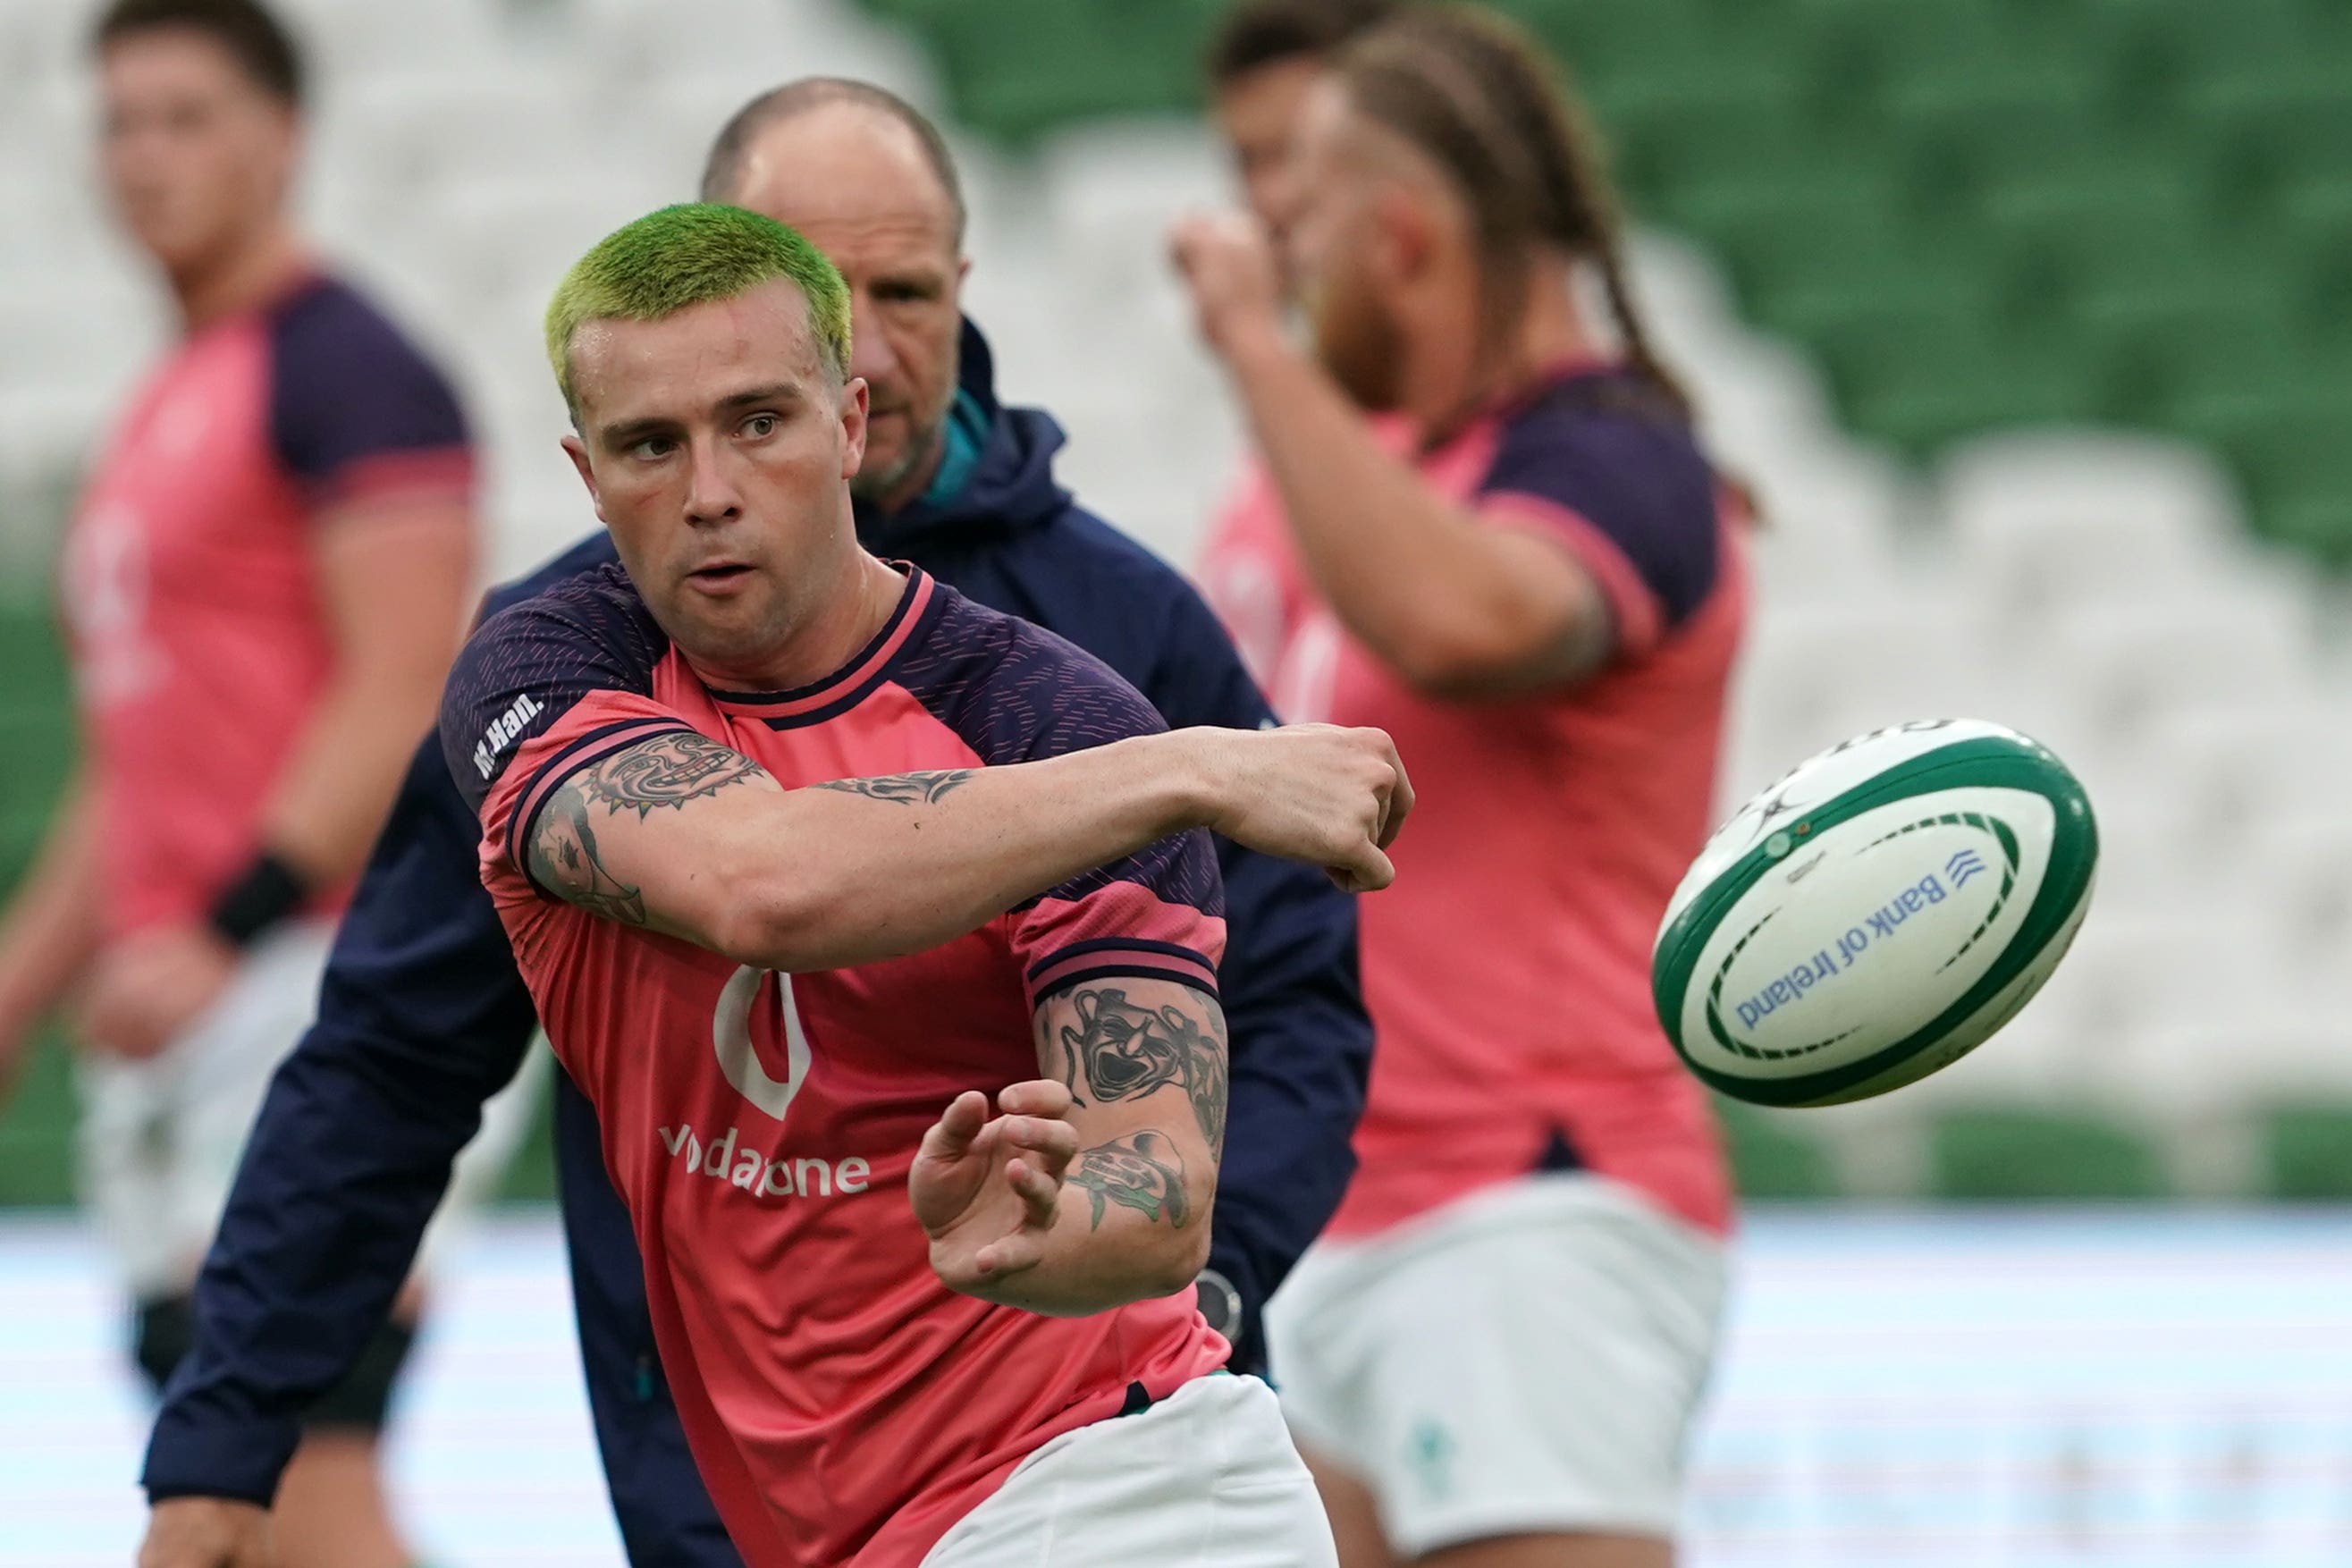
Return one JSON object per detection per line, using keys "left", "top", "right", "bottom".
{"left": 3, "top": 0, "right": 2350, "bottom": 1204}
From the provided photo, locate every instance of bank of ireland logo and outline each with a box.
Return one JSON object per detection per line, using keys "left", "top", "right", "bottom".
{"left": 1947, "top": 848, "right": 1988, "bottom": 889}
{"left": 713, "top": 965, "right": 812, "bottom": 1120}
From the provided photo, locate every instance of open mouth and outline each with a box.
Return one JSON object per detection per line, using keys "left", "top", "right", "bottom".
{"left": 687, "top": 562, "right": 754, "bottom": 588}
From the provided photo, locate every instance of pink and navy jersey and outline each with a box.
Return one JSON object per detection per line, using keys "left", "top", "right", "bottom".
{"left": 63, "top": 273, "right": 474, "bottom": 938}
{"left": 439, "top": 562, "right": 1227, "bottom": 1567}
{"left": 1199, "top": 364, "right": 1743, "bottom": 1240}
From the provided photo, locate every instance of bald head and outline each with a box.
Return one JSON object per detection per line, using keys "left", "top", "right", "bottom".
{"left": 702, "top": 78, "right": 965, "bottom": 246}
{"left": 700, "top": 81, "right": 972, "bottom": 514}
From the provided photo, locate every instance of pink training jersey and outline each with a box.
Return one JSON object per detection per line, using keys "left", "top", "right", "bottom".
{"left": 63, "top": 274, "right": 474, "bottom": 938}
{"left": 440, "top": 563, "right": 1227, "bottom": 1567}
{"left": 1199, "top": 364, "right": 1743, "bottom": 1240}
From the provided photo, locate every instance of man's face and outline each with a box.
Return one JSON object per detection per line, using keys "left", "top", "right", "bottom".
{"left": 98, "top": 30, "right": 296, "bottom": 277}
{"left": 725, "top": 105, "right": 965, "bottom": 512}
{"left": 561, "top": 280, "right": 869, "bottom": 671}
{"left": 1286, "top": 83, "right": 1405, "bottom": 411}
{"left": 1214, "top": 57, "right": 1325, "bottom": 252}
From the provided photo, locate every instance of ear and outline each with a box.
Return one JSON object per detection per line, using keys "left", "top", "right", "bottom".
{"left": 838, "top": 375, "right": 870, "bottom": 483}
{"left": 1370, "top": 185, "right": 1437, "bottom": 287}
{"left": 560, "top": 433, "right": 608, "bottom": 525}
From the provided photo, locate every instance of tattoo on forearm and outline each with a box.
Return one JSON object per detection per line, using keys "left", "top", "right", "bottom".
{"left": 810, "top": 770, "right": 975, "bottom": 805}
{"left": 1056, "top": 987, "right": 1228, "bottom": 1158}
{"left": 1068, "top": 1131, "right": 1190, "bottom": 1230}
{"left": 527, "top": 732, "right": 767, "bottom": 923}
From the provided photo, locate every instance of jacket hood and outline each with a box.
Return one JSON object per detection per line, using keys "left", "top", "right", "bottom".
{"left": 856, "top": 318, "right": 1073, "bottom": 552}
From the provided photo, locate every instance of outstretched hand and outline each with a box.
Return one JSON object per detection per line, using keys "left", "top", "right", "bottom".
{"left": 911, "top": 1081, "right": 1082, "bottom": 1301}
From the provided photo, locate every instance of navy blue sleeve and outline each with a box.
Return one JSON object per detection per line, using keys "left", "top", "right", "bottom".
{"left": 142, "top": 734, "right": 540, "bottom": 1506}
{"left": 1134, "top": 578, "right": 1372, "bottom": 1376}
{"left": 1479, "top": 395, "right": 1723, "bottom": 641}
{"left": 437, "top": 565, "right": 675, "bottom": 821}
{"left": 266, "top": 278, "right": 473, "bottom": 508}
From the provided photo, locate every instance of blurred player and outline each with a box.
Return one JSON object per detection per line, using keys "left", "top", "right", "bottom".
{"left": 138, "top": 80, "right": 1377, "bottom": 1568}
{"left": 1207, "top": 0, "right": 1399, "bottom": 253}
{"left": 1177, "top": 11, "right": 1743, "bottom": 1568}
{"left": 437, "top": 202, "right": 1390, "bottom": 1564}
{"left": 0, "top": 3, "right": 527, "bottom": 1565}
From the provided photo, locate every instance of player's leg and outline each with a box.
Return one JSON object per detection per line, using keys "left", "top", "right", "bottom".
{"left": 1297, "top": 1178, "right": 1726, "bottom": 1568}
{"left": 1418, "top": 1534, "right": 1672, "bottom": 1568}
{"left": 1299, "top": 1444, "right": 1400, "bottom": 1568}
{"left": 920, "top": 1373, "right": 1338, "bottom": 1567}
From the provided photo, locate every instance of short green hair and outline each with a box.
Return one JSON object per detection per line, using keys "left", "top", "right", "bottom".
{"left": 544, "top": 203, "right": 854, "bottom": 416}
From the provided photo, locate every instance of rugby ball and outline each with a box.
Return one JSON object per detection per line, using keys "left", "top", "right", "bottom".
{"left": 1653, "top": 720, "right": 2097, "bottom": 1107}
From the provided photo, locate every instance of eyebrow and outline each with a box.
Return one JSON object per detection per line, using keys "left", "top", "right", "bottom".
{"left": 714, "top": 383, "right": 804, "bottom": 413}
{"left": 596, "top": 383, "right": 807, "bottom": 448}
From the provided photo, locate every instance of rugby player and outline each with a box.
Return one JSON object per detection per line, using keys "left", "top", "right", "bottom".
{"left": 0, "top": 4, "right": 535, "bottom": 1565}
{"left": 139, "top": 84, "right": 1384, "bottom": 1568}
{"left": 438, "top": 202, "right": 1387, "bottom": 1564}
{"left": 1179, "top": 11, "right": 1744, "bottom": 1568}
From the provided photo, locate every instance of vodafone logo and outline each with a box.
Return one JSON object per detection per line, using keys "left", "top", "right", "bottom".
{"left": 656, "top": 964, "right": 869, "bottom": 1202}
{"left": 713, "top": 965, "right": 809, "bottom": 1120}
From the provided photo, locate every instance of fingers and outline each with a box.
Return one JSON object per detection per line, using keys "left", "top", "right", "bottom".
{"left": 1329, "top": 842, "right": 1396, "bottom": 895}
{"left": 1377, "top": 741, "right": 1414, "bottom": 850}
{"left": 996, "top": 1079, "right": 1074, "bottom": 1119}
{"left": 917, "top": 1090, "right": 991, "bottom": 1161}
{"left": 1004, "top": 1153, "right": 1064, "bottom": 1226}
{"left": 972, "top": 1230, "right": 1047, "bottom": 1278}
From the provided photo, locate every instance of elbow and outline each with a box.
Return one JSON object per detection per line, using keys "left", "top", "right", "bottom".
{"left": 1380, "top": 626, "right": 1525, "bottom": 703}
{"left": 1137, "top": 1221, "right": 1215, "bottom": 1302}
{"left": 705, "top": 863, "right": 849, "bottom": 972}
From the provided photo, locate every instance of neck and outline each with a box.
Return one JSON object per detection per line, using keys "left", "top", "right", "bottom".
{"left": 169, "top": 220, "right": 308, "bottom": 334}
{"left": 1400, "top": 252, "right": 1593, "bottom": 443}
{"left": 872, "top": 424, "right": 949, "bottom": 518}
{"left": 688, "top": 548, "right": 906, "bottom": 692}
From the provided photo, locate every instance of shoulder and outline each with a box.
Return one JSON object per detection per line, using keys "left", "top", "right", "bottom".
{"left": 1479, "top": 372, "right": 1724, "bottom": 631}
{"left": 438, "top": 563, "right": 672, "bottom": 808}
{"left": 266, "top": 275, "right": 470, "bottom": 491}
{"left": 894, "top": 577, "right": 1168, "bottom": 767}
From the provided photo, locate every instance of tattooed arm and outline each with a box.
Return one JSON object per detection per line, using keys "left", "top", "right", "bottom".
{"left": 518, "top": 723, "right": 1406, "bottom": 969}
{"left": 916, "top": 978, "right": 1228, "bottom": 1316}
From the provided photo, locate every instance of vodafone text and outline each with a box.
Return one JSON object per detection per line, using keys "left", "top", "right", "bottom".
{"left": 657, "top": 1123, "right": 871, "bottom": 1200}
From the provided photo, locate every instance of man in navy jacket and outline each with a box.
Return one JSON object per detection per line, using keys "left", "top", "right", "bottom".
{"left": 139, "top": 81, "right": 1370, "bottom": 1568}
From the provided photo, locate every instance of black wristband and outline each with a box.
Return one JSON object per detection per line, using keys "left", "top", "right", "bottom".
{"left": 206, "top": 851, "right": 312, "bottom": 949}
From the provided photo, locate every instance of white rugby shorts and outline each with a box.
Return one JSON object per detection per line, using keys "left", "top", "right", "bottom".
{"left": 922, "top": 1372, "right": 1339, "bottom": 1568}
{"left": 74, "top": 919, "right": 548, "bottom": 1298}
{"left": 1267, "top": 1172, "right": 1727, "bottom": 1555}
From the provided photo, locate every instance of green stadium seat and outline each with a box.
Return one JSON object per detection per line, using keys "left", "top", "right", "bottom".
{"left": 2259, "top": 1103, "right": 2352, "bottom": 1201}
{"left": 1927, "top": 1106, "right": 2173, "bottom": 1201}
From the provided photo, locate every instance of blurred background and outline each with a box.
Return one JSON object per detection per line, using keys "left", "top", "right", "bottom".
{"left": 4, "top": 0, "right": 2352, "bottom": 1563}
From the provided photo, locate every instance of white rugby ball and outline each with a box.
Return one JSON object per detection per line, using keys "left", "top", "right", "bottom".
{"left": 1653, "top": 720, "right": 2097, "bottom": 1107}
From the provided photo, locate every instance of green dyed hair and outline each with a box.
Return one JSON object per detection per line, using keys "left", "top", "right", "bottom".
{"left": 544, "top": 203, "right": 854, "bottom": 417}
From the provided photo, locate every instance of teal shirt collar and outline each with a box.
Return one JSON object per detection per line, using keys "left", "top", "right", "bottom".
{"left": 916, "top": 390, "right": 989, "bottom": 510}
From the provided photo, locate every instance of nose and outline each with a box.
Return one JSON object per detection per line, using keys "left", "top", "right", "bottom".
{"left": 682, "top": 433, "right": 746, "bottom": 526}
{"left": 847, "top": 291, "right": 900, "bottom": 396}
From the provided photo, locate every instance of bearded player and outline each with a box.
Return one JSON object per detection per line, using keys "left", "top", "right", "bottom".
{"left": 1181, "top": 11, "right": 1742, "bottom": 1568}
{"left": 438, "top": 203, "right": 1401, "bottom": 1566}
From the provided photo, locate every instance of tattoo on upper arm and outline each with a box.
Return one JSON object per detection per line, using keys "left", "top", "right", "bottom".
{"left": 810, "top": 770, "right": 974, "bottom": 805}
{"left": 1068, "top": 1131, "right": 1189, "bottom": 1229}
{"left": 526, "top": 731, "right": 768, "bottom": 923}
{"left": 1054, "top": 987, "right": 1229, "bottom": 1158}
